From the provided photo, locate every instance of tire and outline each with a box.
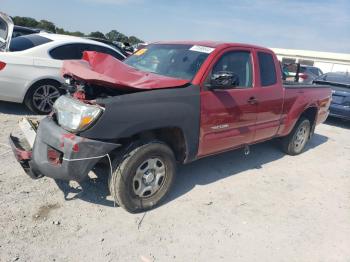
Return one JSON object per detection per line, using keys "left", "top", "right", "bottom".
{"left": 109, "top": 141, "right": 176, "bottom": 213}
{"left": 281, "top": 117, "right": 311, "bottom": 155}
{"left": 24, "top": 80, "right": 63, "bottom": 114}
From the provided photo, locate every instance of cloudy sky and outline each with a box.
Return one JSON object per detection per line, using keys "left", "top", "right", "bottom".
{"left": 1, "top": 0, "right": 349, "bottom": 52}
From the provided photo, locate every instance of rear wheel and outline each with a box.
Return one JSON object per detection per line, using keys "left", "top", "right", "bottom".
{"left": 109, "top": 141, "right": 176, "bottom": 213}
{"left": 281, "top": 117, "right": 311, "bottom": 155}
{"left": 24, "top": 80, "right": 63, "bottom": 114}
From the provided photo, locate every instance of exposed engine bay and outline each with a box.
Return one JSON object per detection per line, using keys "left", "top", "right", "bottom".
{"left": 60, "top": 76, "right": 137, "bottom": 101}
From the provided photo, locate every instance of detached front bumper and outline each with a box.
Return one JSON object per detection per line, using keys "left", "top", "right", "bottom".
{"left": 10, "top": 117, "right": 121, "bottom": 182}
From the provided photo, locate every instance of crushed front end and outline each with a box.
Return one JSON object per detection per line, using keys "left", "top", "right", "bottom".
{"left": 9, "top": 95, "right": 121, "bottom": 182}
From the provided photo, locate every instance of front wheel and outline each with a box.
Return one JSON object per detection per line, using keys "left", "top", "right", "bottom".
{"left": 109, "top": 141, "right": 176, "bottom": 213}
{"left": 281, "top": 117, "right": 311, "bottom": 155}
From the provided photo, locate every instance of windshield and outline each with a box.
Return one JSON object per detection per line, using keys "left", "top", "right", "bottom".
{"left": 124, "top": 44, "right": 212, "bottom": 80}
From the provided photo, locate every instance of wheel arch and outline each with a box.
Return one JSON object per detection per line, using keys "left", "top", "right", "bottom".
{"left": 23, "top": 78, "right": 62, "bottom": 102}
{"left": 299, "top": 106, "right": 318, "bottom": 137}
{"left": 284, "top": 105, "right": 318, "bottom": 137}
{"left": 114, "top": 127, "right": 188, "bottom": 164}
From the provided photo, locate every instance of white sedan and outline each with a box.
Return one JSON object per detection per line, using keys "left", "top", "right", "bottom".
{"left": 0, "top": 13, "right": 125, "bottom": 114}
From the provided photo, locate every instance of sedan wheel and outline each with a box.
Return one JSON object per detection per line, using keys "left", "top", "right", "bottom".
{"left": 25, "top": 81, "right": 63, "bottom": 114}
{"left": 32, "top": 85, "right": 61, "bottom": 113}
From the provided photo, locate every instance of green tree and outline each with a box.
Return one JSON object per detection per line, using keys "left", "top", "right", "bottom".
{"left": 117, "top": 33, "right": 128, "bottom": 43}
{"left": 55, "top": 27, "right": 66, "bottom": 34}
{"left": 11, "top": 15, "right": 143, "bottom": 44}
{"left": 89, "top": 31, "right": 106, "bottom": 39}
{"left": 128, "top": 36, "right": 143, "bottom": 45}
{"left": 12, "top": 16, "right": 39, "bottom": 28}
{"left": 106, "top": 30, "right": 120, "bottom": 42}
{"left": 38, "top": 20, "right": 56, "bottom": 33}
{"left": 69, "top": 31, "right": 85, "bottom": 37}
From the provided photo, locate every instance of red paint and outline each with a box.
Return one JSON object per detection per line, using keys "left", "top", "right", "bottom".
{"left": 72, "top": 143, "right": 79, "bottom": 152}
{"left": 60, "top": 133, "right": 80, "bottom": 153}
{"left": 73, "top": 90, "right": 86, "bottom": 100}
{"left": 47, "top": 147, "right": 62, "bottom": 166}
{"left": 198, "top": 46, "right": 258, "bottom": 155}
{"left": 63, "top": 133, "right": 76, "bottom": 140}
{"left": 195, "top": 43, "right": 331, "bottom": 157}
{"left": 62, "top": 51, "right": 189, "bottom": 91}
{"left": 61, "top": 41, "right": 331, "bottom": 158}
{"left": 0, "top": 61, "right": 6, "bottom": 71}
{"left": 60, "top": 133, "right": 77, "bottom": 150}
{"left": 9, "top": 136, "right": 32, "bottom": 161}
{"left": 13, "top": 148, "right": 32, "bottom": 161}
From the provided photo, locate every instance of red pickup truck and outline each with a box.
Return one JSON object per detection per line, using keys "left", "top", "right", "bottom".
{"left": 10, "top": 41, "right": 331, "bottom": 213}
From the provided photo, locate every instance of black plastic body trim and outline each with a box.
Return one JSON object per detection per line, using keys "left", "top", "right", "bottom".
{"left": 80, "top": 85, "right": 201, "bottom": 162}
{"left": 29, "top": 117, "right": 120, "bottom": 181}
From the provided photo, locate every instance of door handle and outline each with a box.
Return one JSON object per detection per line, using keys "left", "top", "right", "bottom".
{"left": 247, "top": 96, "right": 258, "bottom": 105}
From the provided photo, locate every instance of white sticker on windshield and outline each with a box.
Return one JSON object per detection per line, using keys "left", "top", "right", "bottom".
{"left": 189, "top": 45, "right": 215, "bottom": 54}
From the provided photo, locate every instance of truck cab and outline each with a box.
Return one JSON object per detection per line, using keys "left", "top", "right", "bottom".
{"left": 197, "top": 45, "right": 285, "bottom": 156}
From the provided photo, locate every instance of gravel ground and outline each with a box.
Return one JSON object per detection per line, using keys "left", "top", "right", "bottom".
{"left": 0, "top": 101, "right": 349, "bottom": 262}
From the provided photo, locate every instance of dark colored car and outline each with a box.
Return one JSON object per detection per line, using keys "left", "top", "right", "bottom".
{"left": 313, "top": 72, "right": 350, "bottom": 120}
{"left": 13, "top": 25, "right": 40, "bottom": 38}
{"left": 86, "top": 37, "right": 129, "bottom": 57}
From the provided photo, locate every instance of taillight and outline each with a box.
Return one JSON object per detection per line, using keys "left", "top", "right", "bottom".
{"left": 299, "top": 73, "right": 308, "bottom": 80}
{"left": 0, "top": 61, "right": 6, "bottom": 71}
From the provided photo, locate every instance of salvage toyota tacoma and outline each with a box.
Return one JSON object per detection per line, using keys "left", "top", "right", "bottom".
{"left": 10, "top": 41, "right": 331, "bottom": 213}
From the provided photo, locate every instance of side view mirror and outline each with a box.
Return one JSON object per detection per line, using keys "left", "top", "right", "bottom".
{"left": 209, "top": 71, "right": 240, "bottom": 89}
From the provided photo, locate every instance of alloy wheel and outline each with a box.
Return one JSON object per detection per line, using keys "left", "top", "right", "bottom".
{"left": 32, "top": 85, "right": 61, "bottom": 113}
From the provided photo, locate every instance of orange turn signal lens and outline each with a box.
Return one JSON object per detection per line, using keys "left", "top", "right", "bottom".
{"left": 79, "top": 116, "right": 93, "bottom": 129}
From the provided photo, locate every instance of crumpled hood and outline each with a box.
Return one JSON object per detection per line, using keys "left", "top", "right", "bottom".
{"left": 62, "top": 51, "right": 190, "bottom": 91}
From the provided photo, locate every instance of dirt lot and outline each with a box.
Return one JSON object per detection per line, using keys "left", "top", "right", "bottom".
{"left": 0, "top": 101, "right": 349, "bottom": 262}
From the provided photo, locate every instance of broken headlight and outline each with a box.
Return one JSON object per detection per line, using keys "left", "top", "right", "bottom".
{"left": 53, "top": 95, "right": 103, "bottom": 132}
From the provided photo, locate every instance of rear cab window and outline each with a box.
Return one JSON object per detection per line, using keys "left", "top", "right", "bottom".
{"left": 9, "top": 35, "right": 52, "bottom": 52}
{"left": 258, "top": 51, "right": 277, "bottom": 86}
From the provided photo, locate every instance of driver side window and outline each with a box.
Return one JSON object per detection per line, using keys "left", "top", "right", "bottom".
{"left": 211, "top": 51, "right": 253, "bottom": 88}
